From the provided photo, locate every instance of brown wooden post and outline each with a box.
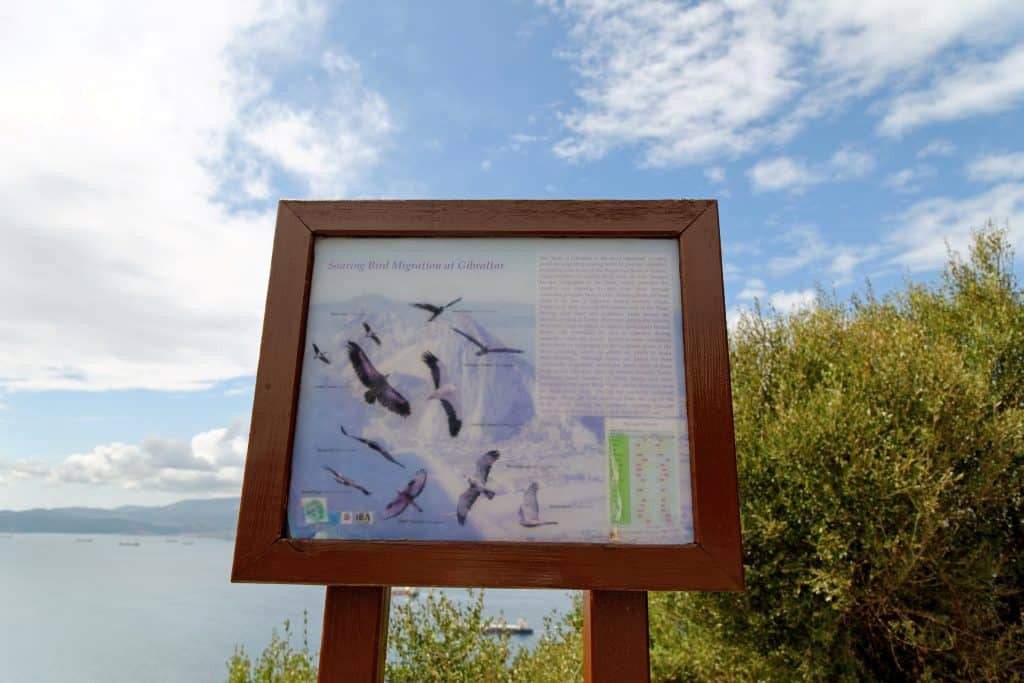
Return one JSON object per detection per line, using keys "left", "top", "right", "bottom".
{"left": 318, "top": 585, "right": 390, "bottom": 683}
{"left": 583, "top": 590, "right": 650, "bottom": 683}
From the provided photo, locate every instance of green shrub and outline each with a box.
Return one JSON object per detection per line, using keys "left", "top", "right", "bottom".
{"left": 225, "top": 613, "right": 317, "bottom": 683}
{"left": 650, "top": 227, "right": 1024, "bottom": 681}
{"left": 386, "top": 589, "right": 581, "bottom": 683}
{"left": 386, "top": 589, "right": 513, "bottom": 682}
{"left": 508, "top": 598, "right": 582, "bottom": 682}
{"left": 225, "top": 592, "right": 581, "bottom": 683}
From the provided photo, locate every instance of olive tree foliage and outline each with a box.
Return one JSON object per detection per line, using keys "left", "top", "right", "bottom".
{"left": 225, "top": 614, "right": 317, "bottom": 683}
{"left": 386, "top": 589, "right": 582, "bottom": 683}
{"left": 650, "top": 227, "right": 1024, "bottom": 681}
{"left": 224, "top": 591, "right": 581, "bottom": 683}
{"left": 386, "top": 589, "right": 513, "bottom": 682}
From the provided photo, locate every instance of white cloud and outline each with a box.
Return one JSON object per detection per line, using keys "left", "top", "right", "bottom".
{"left": 749, "top": 157, "right": 822, "bottom": 193}
{"left": 705, "top": 166, "right": 726, "bottom": 183}
{"left": 48, "top": 421, "right": 247, "bottom": 493}
{"left": 885, "top": 165, "right": 936, "bottom": 193}
{"left": 880, "top": 45, "right": 1024, "bottom": 136}
{"left": 0, "top": 2, "right": 392, "bottom": 391}
{"left": 736, "top": 278, "right": 766, "bottom": 301}
{"left": 767, "top": 225, "right": 828, "bottom": 273}
{"left": 830, "top": 147, "right": 874, "bottom": 179}
{"left": 728, "top": 287, "right": 816, "bottom": 324}
{"left": 889, "top": 182, "right": 1024, "bottom": 270}
{"left": 242, "top": 94, "right": 390, "bottom": 194}
{"left": 749, "top": 146, "right": 873, "bottom": 192}
{"left": 918, "top": 139, "right": 956, "bottom": 158}
{"left": 724, "top": 241, "right": 762, "bottom": 257}
{"left": 0, "top": 459, "right": 49, "bottom": 487}
{"left": 768, "top": 289, "right": 816, "bottom": 314}
{"left": 552, "top": 1, "right": 798, "bottom": 165}
{"left": 966, "top": 153, "right": 1024, "bottom": 182}
{"left": 725, "top": 304, "right": 748, "bottom": 332}
{"left": 241, "top": 165, "right": 272, "bottom": 200}
{"left": 321, "top": 49, "right": 361, "bottom": 76}
{"left": 827, "top": 244, "right": 881, "bottom": 284}
{"left": 733, "top": 182, "right": 1022, "bottom": 300}
{"left": 481, "top": 159, "right": 493, "bottom": 172}
{"left": 761, "top": 225, "right": 877, "bottom": 285}
{"left": 547, "top": 0, "right": 1024, "bottom": 165}
{"left": 502, "top": 133, "right": 546, "bottom": 154}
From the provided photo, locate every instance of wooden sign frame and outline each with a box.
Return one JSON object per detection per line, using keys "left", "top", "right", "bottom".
{"left": 232, "top": 200, "right": 743, "bottom": 681}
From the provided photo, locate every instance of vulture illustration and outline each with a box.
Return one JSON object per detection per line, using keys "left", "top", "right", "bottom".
{"left": 518, "top": 482, "right": 558, "bottom": 527}
{"left": 451, "top": 328, "right": 523, "bottom": 356}
{"left": 346, "top": 341, "right": 411, "bottom": 417}
{"left": 312, "top": 343, "right": 330, "bottom": 364}
{"left": 321, "top": 465, "right": 371, "bottom": 496}
{"left": 411, "top": 296, "right": 462, "bottom": 322}
{"left": 422, "top": 351, "right": 461, "bottom": 437}
{"left": 362, "top": 322, "right": 381, "bottom": 346}
{"left": 456, "top": 450, "right": 500, "bottom": 525}
{"left": 383, "top": 469, "right": 428, "bottom": 519}
{"left": 340, "top": 424, "right": 405, "bottom": 468}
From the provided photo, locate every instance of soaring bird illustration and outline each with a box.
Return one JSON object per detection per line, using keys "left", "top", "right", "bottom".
{"left": 312, "top": 343, "right": 330, "bottom": 364}
{"left": 411, "top": 296, "right": 462, "bottom": 322}
{"left": 452, "top": 328, "right": 523, "bottom": 356}
{"left": 518, "top": 482, "right": 558, "bottom": 527}
{"left": 422, "top": 351, "right": 461, "bottom": 437}
{"left": 456, "top": 450, "right": 500, "bottom": 525}
{"left": 383, "top": 469, "right": 428, "bottom": 519}
{"left": 340, "top": 425, "right": 405, "bottom": 469}
{"left": 362, "top": 322, "right": 381, "bottom": 346}
{"left": 346, "top": 341, "right": 411, "bottom": 416}
{"left": 321, "top": 465, "right": 371, "bottom": 496}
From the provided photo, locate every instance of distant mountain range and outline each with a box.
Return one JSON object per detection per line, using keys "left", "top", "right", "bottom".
{"left": 0, "top": 497, "right": 239, "bottom": 538}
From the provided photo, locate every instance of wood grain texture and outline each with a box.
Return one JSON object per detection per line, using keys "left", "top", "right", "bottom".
{"left": 285, "top": 199, "right": 711, "bottom": 237}
{"left": 232, "top": 199, "right": 744, "bottom": 592}
{"left": 679, "top": 202, "right": 744, "bottom": 588}
{"left": 232, "top": 203, "right": 313, "bottom": 578}
{"left": 318, "top": 586, "right": 389, "bottom": 683}
{"left": 233, "top": 538, "right": 734, "bottom": 590}
{"left": 584, "top": 591, "right": 650, "bottom": 683}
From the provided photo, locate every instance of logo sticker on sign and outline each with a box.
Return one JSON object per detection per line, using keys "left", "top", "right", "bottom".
{"left": 342, "top": 511, "right": 374, "bottom": 525}
{"left": 301, "top": 497, "right": 328, "bottom": 524}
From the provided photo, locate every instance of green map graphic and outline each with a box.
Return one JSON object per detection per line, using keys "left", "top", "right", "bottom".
{"left": 608, "top": 432, "right": 631, "bottom": 525}
{"left": 607, "top": 426, "right": 682, "bottom": 532}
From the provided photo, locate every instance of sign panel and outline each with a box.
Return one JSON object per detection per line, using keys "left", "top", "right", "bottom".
{"left": 232, "top": 200, "right": 743, "bottom": 592}
{"left": 287, "top": 238, "right": 693, "bottom": 544}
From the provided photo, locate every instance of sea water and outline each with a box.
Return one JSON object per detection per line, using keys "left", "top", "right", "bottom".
{"left": 0, "top": 534, "right": 573, "bottom": 683}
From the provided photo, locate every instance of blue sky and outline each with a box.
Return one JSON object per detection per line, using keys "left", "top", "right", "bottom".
{"left": 2, "top": 0, "right": 1024, "bottom": 509}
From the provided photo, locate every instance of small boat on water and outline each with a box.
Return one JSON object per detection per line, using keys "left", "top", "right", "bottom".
{"left": 75, "top": 538, "right": 93, "bottom": 542}
{"left": 482, "top": 618, "right": 533, "bottom": 635}
{"left": 118, "top": 541, "right": 140, "bottom": 547}
{"left": 391, "top": 586, "right": 419, "bottom": 598}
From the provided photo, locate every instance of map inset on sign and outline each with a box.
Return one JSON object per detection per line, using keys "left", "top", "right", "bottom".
{"left": 606, "top": 419, "right": 689, "bottom": 543}
{"left": 286, "top": 238, "right": 694, "bottom": 545}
